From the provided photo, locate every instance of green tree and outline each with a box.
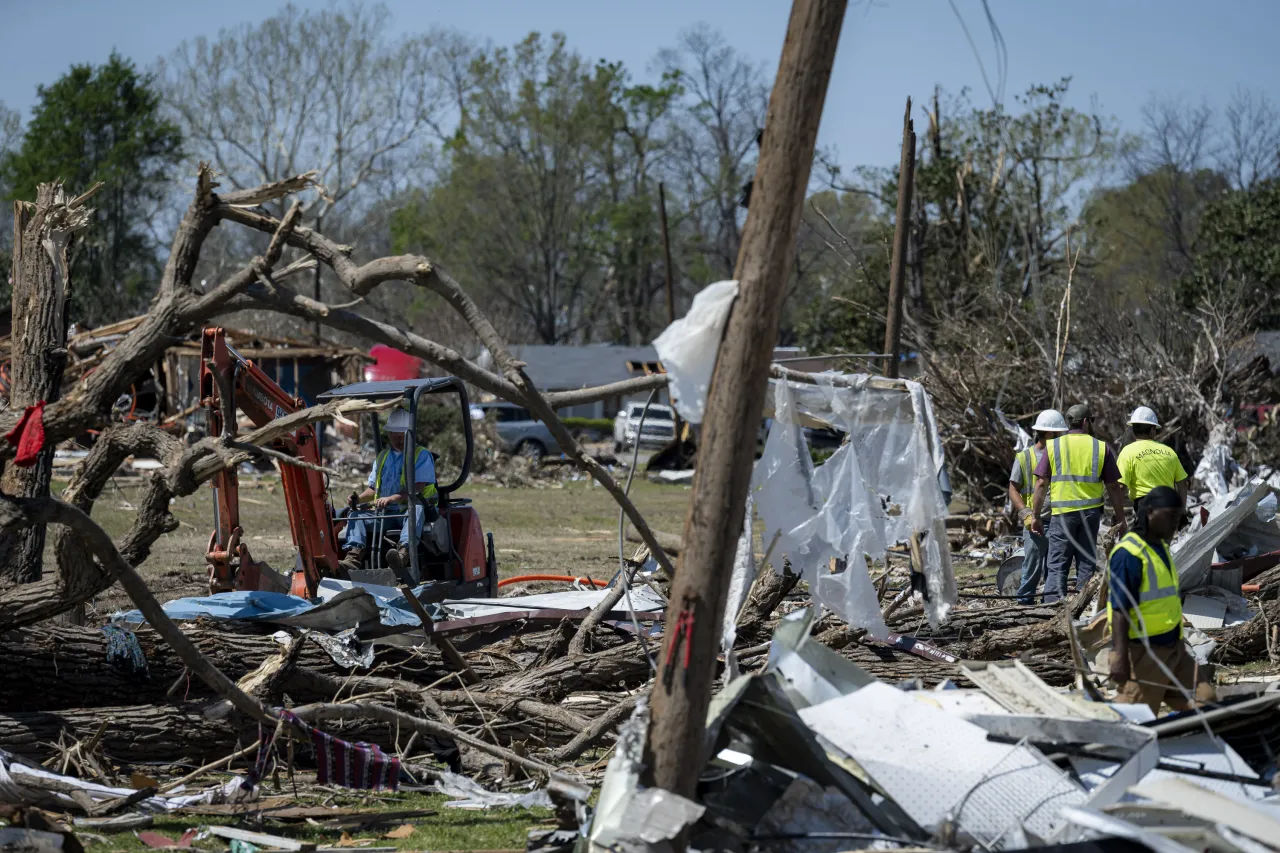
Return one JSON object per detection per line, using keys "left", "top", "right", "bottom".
{"left": 1, "top": 53, "right": 182, "bottom": 325}
{"left": 391, "top": 33, "right": 621, "bottom": 344}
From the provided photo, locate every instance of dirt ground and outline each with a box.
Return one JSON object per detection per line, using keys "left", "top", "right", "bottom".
{"left": 66, "top": 473, "right": 692, "bottom": 619}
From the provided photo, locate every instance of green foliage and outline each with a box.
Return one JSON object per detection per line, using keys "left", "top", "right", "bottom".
{"left": 1182, "top": 177, "right": 1280, "bottom": 317}
{"left": 1, "top": 53, "right": 182, "bottom": 325}
{"left": 391, "top": 33, "right": 640, "bottom": 344}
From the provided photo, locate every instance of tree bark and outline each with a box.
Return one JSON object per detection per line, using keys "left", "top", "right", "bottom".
{"left": 0, "top": 184, "right": 94, "bottom": 583}
{"left": 0, "top": 703, "right": 389, "bottom": 765}
{"left": 644, "top": 0, "right": 848, "bottom": 804}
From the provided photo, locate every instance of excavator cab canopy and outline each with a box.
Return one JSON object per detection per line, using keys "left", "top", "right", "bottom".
{"left": 318, "top": 376, "right": 473, "bottom": 499}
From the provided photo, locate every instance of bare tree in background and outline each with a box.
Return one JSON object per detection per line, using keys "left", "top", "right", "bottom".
{"left": 659, "top": 24, "right": 769, "bottom": 282}
{"left": 159, "top": 2, "right": 466, "bottom": 337}
{"left": 1222, "top": 87, "right": 1280, "bottom": 191}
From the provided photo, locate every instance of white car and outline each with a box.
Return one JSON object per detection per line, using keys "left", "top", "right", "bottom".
{"left": 613, "top": 402, "right": 677, "bottom": 452}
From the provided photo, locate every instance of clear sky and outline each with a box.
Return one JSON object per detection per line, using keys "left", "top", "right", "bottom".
{"left": 3, "top": 0, "right": 1278, "bottom": 170}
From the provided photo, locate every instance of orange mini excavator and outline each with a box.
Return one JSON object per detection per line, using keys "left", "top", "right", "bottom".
{"left": 200, "top": 327, "right": 498, "bottom": 600}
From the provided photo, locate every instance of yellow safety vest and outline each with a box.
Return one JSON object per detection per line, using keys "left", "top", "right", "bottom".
{"left": 1107, "top": 532, "right": 1182, "bottom": 640}
{"left": 1017, "top": 446, "right": 1038, "bottom": 500}
{"left": 1047, "top": 433, "right": 1105, "bottom": 514}
{"left": 374, "top": 447, "right": 438, "bottom": 506}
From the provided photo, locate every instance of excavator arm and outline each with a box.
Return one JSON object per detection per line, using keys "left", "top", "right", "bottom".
{"left": 201, "top": 328, "right": 340, "bottom": 598}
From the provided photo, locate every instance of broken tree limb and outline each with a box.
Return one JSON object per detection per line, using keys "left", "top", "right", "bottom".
{"left": 623, "top": 526, "right": 683, "bottom": 556}
{"left": 220, "top": 204, "right": 676, "bottom": 579}
{"left": 291, "top": 700, "right": 563, "bottom": 778}
{"left": 962, "top": 574, "right": 1102, "bottom": 660}
{"left": 735, "top": 566, "right": 800, "bottom": 642}
{"left": 1211, "top": 597, "right": 1280, "bottom": 663}
{"left": 645, "top": 0, "right": 849, "bottom": 804}
{"left": 499, "top": 643, "right": 653, "bottom": 701}
{"left": 550, "top": 695, "right": 639, "bottom": 762}
{"left": 0, "top": 494, "right": 271, "bottom": 725}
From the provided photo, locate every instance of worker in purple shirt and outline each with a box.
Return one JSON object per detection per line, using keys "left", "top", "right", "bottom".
{"left": 1030, "top": 403, "right": 1128, "bottom": 603}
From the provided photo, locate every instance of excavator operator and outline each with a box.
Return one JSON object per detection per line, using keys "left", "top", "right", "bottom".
{"left": 339, "top": 408, "right": 438, "bottom": 573}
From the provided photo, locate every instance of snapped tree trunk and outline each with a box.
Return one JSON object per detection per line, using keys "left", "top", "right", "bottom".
{"left": 0, "top": 183, "right": 94, "bottom": 584}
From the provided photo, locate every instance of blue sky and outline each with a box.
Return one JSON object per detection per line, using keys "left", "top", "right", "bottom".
{"left": 3, "top": 0, "right": 1278, "bottom": 169}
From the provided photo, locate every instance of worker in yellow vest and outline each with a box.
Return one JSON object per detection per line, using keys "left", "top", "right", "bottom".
{"left": 1008, "top": 410, "right": 1068, "bottom": 604}
{"left": 1031, "top": 403, "right": 1128, "bottom": 602}
{"left": 1107, "top": 486, "right": 1215, "bottom": 714}
{"left": 1117, "top": 406, "right": 1189, "bottom": 513}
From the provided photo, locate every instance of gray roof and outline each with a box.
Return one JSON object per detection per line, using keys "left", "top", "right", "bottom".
{"left": 478, "top": 344, "right": 659, "bottom": 390}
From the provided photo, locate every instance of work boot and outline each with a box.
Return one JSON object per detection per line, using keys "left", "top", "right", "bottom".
{"left": 338, "top": 545, "right": 366, "bottom": 573}
{"left": 385, "top": 545, "right": 411, "bottom": 571}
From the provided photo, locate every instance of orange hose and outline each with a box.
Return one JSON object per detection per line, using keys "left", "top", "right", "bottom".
{"left": 497, "top": 574, "right": 608, "bottom": 589}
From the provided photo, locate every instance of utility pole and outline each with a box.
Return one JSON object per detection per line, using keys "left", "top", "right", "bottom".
{"left": 659, "top": 183, "right": 676, "bottom": 327}
{"left": 883, "top": 97, "right": 916, "bottom": 379}
{"left": 657, "top": 182, "right": 685, "bottom": 447}
{"left": 642, "top": 0, "right": 848, "bottom": 820}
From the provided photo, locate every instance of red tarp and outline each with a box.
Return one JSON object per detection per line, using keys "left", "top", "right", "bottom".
{"left": 364, "top": 345, "right": 422, "bottom": 381}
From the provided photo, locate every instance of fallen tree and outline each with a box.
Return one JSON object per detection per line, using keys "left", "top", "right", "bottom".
{"left": 0, "top": 168, "right": 685, "bottom": 633}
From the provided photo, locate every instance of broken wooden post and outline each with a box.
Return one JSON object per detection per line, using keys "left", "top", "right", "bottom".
{"left": 0, "top": 182, "right": 98, "bottom": 583}
{"left": 643, "top": 0, "right": 848, "bottom": 808}
{"left": 882, "top": 98, "right": 916, "bottom": 380}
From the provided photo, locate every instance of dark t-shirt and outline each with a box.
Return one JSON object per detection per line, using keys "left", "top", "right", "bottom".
{"left": 1033, "top": 429, "right": 1121, "bottom": 484}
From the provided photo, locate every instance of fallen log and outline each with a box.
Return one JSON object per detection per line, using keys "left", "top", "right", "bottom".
{"left": 499, "top": 642, "right": 652, "bottom": 701}
{"left": 960, "top": 576, "right": 1102, "bottom": 661}
{"left": 623, "top": 526, "right": 682, "bottom": 556}
{"left": 0, "top": 703, "right": 388, "bottom": 765}
{"left": 0, "top": 622, "right": 516, "bottom": 712}
{"left": 735, "top": 567, "right": 800, "bottom": 642}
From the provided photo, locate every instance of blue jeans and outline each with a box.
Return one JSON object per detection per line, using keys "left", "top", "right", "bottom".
{"left": 1044, "top": 508, "right": 1102, "bottom": 603}
{"left": 1015, "top": 526, "right": 1049, "bottom": 604}
{"left": 342, "top": 504, "right": 426, "bottom": 549}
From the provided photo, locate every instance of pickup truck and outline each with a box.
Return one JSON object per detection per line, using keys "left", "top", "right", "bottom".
{"left": 613, "top": 402, "right": 677, "bottom": 452}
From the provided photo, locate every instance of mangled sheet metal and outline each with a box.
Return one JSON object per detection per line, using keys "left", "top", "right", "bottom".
{"left": 753, "top": 373, "right": 956, "bottom": 634}
{"left": 1173, "top": 479, "right": 1280, "bottom": 591}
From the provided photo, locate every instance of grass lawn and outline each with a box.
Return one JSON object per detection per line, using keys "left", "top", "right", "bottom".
{"left": 64, "top": 472, "right": 691, "bottom": 620}
{"left": 80, "top": 788, "right": 551, "bottom": 853}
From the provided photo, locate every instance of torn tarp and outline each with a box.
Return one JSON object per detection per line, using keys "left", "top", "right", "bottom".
{"left": 652, "top": 279, "right": 738, "bottom": 423}
{"left": 753, "top": 374, "right": 956, "bottom": 632}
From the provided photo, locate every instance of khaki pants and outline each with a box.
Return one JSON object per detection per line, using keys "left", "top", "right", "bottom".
{"left": 1115, "top": 640, "right": 1217, "bottom": 716}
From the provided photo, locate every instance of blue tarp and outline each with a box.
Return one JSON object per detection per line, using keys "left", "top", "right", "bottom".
{"left": 117, "top": 580, "right": 442, "bottom": 631}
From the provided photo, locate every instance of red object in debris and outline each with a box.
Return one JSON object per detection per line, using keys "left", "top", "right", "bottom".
{"left": 3, "top": 401, "right": 46, "bottom": 467}
{"left": 365, "top": 345, "right": 423, "bottom": 381}
{"left": 137, "top": 830, "right": 195, "bottom": 849}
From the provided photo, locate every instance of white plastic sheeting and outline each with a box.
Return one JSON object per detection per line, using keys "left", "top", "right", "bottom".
{"left": 752, "top": 375, "right": 956, "bottom": 633}
{"left": 1194, "top": 423, "right": 1249, "bottom": 500}
{"left": 720, "top": 493, "right": 756, "bottom": 670}
{"left": 432, "top": 771, "right": 553, "bottom": 810}
{"left": 652, "top": 279, "right": 738, "bottom": 423}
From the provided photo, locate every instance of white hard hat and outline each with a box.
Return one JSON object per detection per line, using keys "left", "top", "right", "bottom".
{"left": 386, "top": 408, "right": 413, "bottom": 432}
{"left": 1128, "top": 406, "right": 1160, "bottom": 427}
{"left": 1032, "top": 409, "right": 1068, "bottom": 433}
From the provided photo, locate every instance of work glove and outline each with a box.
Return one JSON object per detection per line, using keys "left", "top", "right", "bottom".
{"left": 1018, "top": 507, "right": 1034, "bottom": 530}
